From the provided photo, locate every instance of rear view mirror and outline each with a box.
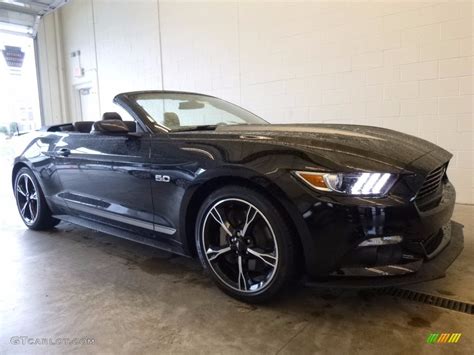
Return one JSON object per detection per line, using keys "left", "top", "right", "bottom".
{"left": 179, "top": 100, "right": 205, "bottom": 110}
{"left": 91, "top": 120, "right": 129, "bottom": 134}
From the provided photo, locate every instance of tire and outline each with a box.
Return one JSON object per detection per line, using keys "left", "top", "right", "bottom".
{"left": 196, "top": 185, "right": 295, "bottom": 303}
{"left": 14, "top": 167, "right": 60, "bottom": 230}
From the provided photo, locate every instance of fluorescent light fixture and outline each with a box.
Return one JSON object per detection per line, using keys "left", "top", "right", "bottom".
{"left": 0, "top": 22, "right": 33, "bottom": 35}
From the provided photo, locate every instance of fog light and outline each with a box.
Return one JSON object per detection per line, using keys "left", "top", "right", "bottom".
{"left": 358, "top": 235, "right": 403, "bottom": 247}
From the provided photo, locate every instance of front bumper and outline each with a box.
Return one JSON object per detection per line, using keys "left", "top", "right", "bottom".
{"left": 305, "top": 221, "right": 464, "bottom": 288}
{"left": 296, "top": 179, "right": 463, "bottom": 286}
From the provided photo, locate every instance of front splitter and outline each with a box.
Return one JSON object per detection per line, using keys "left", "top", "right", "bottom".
{"left": 304, "top": 221, "right": 464, "bottom": 289}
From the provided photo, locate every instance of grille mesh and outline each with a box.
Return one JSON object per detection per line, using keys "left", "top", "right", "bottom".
{"left": 416, "top": 165, "right": 446, "bottom": 201}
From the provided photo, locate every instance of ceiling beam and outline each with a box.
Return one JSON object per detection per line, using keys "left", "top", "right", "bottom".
{"left": 0, "top": 2, "right": 39, "bottom": 16}
{"left": 0, "top": 0, "right": 69, "bottom": 38}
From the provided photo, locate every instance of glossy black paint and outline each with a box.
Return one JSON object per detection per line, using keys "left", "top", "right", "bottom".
{"left": 12, "top": 91, "right": 463, "bottom": 283}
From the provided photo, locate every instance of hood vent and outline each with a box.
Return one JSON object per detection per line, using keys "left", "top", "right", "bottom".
{"left": 416, "top": 164, "right": 446, "bottom": 201}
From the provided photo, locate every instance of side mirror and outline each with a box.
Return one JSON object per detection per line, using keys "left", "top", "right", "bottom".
{"left": 91, "top": 120, "right": 129, "bottom": 134}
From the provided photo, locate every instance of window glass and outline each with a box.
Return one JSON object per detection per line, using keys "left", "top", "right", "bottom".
{"left": 134, "top": 93, "right": 267, "bottom": 131}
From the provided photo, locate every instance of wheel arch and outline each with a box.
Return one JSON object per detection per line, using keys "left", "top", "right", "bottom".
{"left": 11, "top": 161, "right": 30, "bottom": 189}
{"left": 181, "top": 172, "right": 308, "bottom": 276}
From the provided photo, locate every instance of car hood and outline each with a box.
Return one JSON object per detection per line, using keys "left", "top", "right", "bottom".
{"left": 215, "top": 124, "right": 451, "bottom": 173}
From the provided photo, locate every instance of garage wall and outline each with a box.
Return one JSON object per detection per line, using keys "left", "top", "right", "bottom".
{"left": 93, "top": 0, "right": 163, "bottom": 113}
{"left": 40, "top": 0, "right": 163, "bottom": 121}
{"left": 37, "top": 0, "right": 473, "bottom": 203}
{"left": 36, "top": 12, "right": 68, "bottom": 125}
{"left": 59, "top": 0, "right": 101, "bottom": 121}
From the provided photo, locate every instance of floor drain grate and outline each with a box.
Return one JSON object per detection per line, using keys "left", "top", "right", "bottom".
{"left": 375, "top": 287, "right": 474, "bottom": 315}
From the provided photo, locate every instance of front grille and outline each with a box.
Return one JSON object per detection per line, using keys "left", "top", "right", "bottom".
{"left": 416, "top": 165, "right": 446, "bottom": 201}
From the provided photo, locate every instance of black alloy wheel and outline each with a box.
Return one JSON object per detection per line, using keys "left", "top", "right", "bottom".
{"left": 14, "top": 167, "right": 59, "bottom": 230}
{"left": 196, "top": 186, "right": 295, "bottom": 302}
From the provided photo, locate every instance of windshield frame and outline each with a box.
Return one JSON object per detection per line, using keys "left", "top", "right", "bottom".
{"left": 114, "top": 91, "right": 268, "bottom": 134}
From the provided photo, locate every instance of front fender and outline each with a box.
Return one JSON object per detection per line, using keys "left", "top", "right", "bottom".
{"left": 178, "top": 165, "right": 315, "bottom": 272}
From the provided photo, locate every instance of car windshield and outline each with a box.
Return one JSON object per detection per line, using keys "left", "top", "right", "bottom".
{"left": 132, "top": 93, "right": 268, "bottom": 132}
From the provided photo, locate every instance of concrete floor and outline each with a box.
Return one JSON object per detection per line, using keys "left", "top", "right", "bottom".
{"left": 0, "top": 152, "right": 473, "bottom": 354}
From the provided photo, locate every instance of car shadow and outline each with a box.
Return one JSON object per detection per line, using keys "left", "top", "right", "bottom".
{"left": 42, "top": 221, "right": 417, "bottom": 309}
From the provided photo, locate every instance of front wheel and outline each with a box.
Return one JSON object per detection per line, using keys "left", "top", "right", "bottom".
{"left": 196, "top": 186, "right": 295, "bottom": 302}
{"left": 14, "top": 167, "right": 59, "bottom": 230}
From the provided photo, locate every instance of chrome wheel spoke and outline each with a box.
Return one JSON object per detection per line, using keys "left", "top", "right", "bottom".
{"left": 17, "top": 185, "right": 26, "bottom": 196}
{"left": 242, "top": 205, "right": 258, "bottom": 236}
{"left": 30, "top": 192, "right": 37, "bottom": 200}
{"left": 28, "top": 202, "right": 35, "bottom": 220}
{"left": 206, "top": 246, "right": 231, "bottom": 261}
{"left": 247, "top": 248, "right": 277, "bottom": 268}
{"left": 210, "top": 207, "right": 232, "bottom": 237}
{"left": 24, "top": 175, "right": 29, "bottom": 194}
{"left": 237, "top": 256, "right": 247, "bottom": 291}
{"left": 21, "top": 201, "right": 28, "bottom": 215}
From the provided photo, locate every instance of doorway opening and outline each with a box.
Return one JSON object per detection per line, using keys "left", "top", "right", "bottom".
{"left": 0, "top": 32, "right": 41, "bottom": 136}
{"left": 73, "top": 82, "right": 100, "bottom": 122}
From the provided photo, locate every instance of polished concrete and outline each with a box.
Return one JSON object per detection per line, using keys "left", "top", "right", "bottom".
{"left": 0, "top": 156, "right": 473, "bottom": 354}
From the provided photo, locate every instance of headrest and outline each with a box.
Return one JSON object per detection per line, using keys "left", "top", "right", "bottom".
{"left": 102, "top": 112, "right": 123, "bottom": 121}
{"left": 58, "top": 124, "right": 75, "bottom": 132}
{"left": 91, "top": 119, "right": 129, "bottom": 134}
{"left": 73, "top": 121, "right": 94, "bottom": 133}
{"left": 123, "top": 121, "right": 136, "bottom": 132}
{"left": 163, "top": 112, "right": 180, "bottom": 128}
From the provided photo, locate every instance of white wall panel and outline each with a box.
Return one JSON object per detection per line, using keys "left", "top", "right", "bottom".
{"left": 159, "top": 1, "right": 240, "bottom": 103}
{"left": 93, "top": 0, "right": 162, "bottom": 113}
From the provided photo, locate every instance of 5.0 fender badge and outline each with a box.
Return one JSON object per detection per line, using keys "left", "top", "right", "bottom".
{"left": 155, "top": 175, "right": 170, "bottom": 183}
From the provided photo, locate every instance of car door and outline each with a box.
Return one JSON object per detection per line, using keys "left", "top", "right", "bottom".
{"left": 53, "top": 130, "right": 155, "bottom": 237}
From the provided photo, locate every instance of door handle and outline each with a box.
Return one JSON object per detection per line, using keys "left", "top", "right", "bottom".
{"left": 56, "top": 148, "right": 71, "bottom": 157}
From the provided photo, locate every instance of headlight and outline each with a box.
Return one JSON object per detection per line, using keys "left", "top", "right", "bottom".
{"left": 294, "top": 171, "right": 397, "bottom": 196}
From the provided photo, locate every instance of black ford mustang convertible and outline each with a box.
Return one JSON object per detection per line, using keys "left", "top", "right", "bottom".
{"left": 12, "top": 91, "right": 464, "bottom": 302}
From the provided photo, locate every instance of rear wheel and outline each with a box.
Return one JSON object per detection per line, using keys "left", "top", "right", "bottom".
{"left": 14, "top": 167, "right": 59, "bottom": 230}
{"left": 196, "top": 186, "right": 295, "bottom": 302}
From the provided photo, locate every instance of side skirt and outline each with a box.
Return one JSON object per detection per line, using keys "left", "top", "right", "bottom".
{"left": 53, "top": 214, "right": 190, "bottom": 258}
